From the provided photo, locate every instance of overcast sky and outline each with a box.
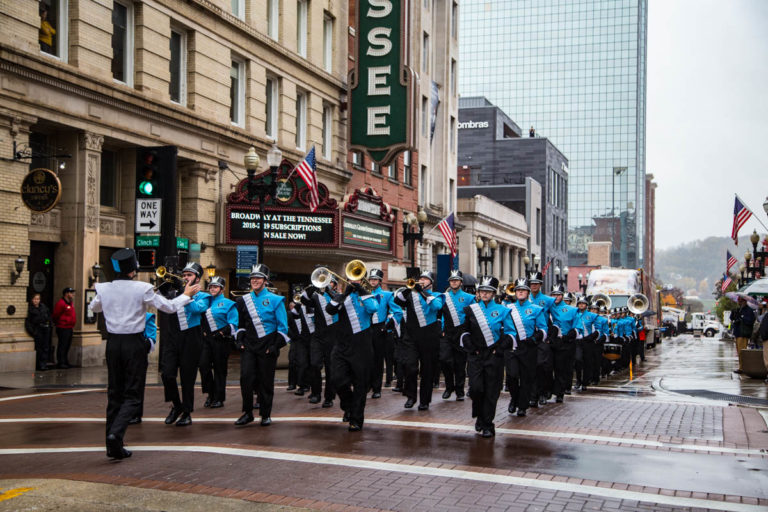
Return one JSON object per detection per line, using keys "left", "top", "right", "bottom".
{"left": 648, "top": 0, "right": 768, "bottom": 250}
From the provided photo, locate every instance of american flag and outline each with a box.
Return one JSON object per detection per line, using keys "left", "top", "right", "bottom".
{"left": 726, "top": 250, "right": 737, "bottom": 273}
{"left": 721, "top": 273, "right": 732, "bottom": 293}
{"left": 541, "top": 257, "right": 553, "bottom": 275}
{"left": 295, "top": 147, "right": 319, "bottom": 212}
{"left": 731, "top": 195, "right": 753, "bottom": 246}
{"left": 436, "top": 213, "right": 458, "bottom": 257}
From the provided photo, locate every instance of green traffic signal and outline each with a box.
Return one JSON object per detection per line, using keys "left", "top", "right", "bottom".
{"left": 138, "top": 180, "right": 154, "bottom": 196}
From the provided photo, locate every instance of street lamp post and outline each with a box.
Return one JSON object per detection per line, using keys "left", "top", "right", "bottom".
{"left": 244, "top": 144, "right": 282, "bottom": 265}
{"left": 578, "top": 272, "right": 589, "bottom": 294}
{"left": 476, "top": 238, "right": 497, "bottom": 275}
{"left": 612, "top": 167, "right": 627, "bottom": 266}
{"left": 555, "top": 266, "right": 569, "bottom": 289}
{"left": 402, "top": 209, "right": 427, "bottom": 272}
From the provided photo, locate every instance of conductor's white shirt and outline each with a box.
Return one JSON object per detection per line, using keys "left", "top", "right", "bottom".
{"left": 89, "top": 280, "right": 192, "bottom": 334}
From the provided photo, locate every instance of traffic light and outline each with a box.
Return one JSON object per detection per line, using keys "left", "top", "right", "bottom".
{"left": 137, "top": 248, "right": 156, "bottom": 270}
{"left": 137, "top": 149, "right": 159, "bottom": 198}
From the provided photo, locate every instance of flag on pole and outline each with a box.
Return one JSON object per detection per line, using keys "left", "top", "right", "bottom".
{"left": 726, "top": 250, "right": 737, "bottom": 273}
{"left": 295, "top": 147, "right": 319, "bottom": 212}
{"left": 731, "top": 195, "right": 753, "bottom": 246}
{"left": 541, "top": 257, "right": 553, "bottom": 275}
{"left": 721, "top": 273, "right": 732, "bottom": 293}
{"left": 436, "top": 213, "right": 458, "bottom": 257}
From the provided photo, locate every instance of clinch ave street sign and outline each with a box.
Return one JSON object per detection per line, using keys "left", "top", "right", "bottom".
{"left": 349, "top": 0, "right": 416, "bottom": 166}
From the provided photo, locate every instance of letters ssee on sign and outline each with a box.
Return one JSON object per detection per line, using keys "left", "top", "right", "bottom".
{"left": 349, "top": 0, "right": 416, "bottom": 166}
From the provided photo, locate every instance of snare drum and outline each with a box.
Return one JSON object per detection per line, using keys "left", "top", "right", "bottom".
{"left": 602, "top": 343, "right": 622, "bottom": 360}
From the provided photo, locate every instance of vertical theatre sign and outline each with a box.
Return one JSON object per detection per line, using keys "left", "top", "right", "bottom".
{"left": 349, "top": 0, "right": 416, "bottom": 166}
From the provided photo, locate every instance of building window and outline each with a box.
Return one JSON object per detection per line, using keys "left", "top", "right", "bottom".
{"left": 403, "top": 150, "right": 412, "bottom": 185}
{"left": 100, "top": 150, "right": 118, "bottom": 208}
{"left": 450, "top": 116, "right": 456, "bottom": 153}
{"left": 448, "top": 178, "right": 455, "bottom": 212}
{"left": 323, "top": 13, "right": 333, "bottom": 73}
{"left": 451, "top": 1, "right": 458, "bottom": 39}
{"left": 420, "top": 165, "right": 428, "bottom": 204}
{"left": 169, "top": 29, "right": 187, "bottom": 105}
{"left": 371, "top": 161, "right": 380, "bottom": 174}
{"left": 387, "top": 163, "right": 397, "bottom": 180}
{"left": 450, "top": 59, "right": 457, "bottom": 96}
{"left": 231, "top": 0, "right": 244, "bottom": 19}
{"left": 422, "top": 32, "right": 429, "bottom": 75}
{"left": 322, "top": 104, "right": 332, "bottom": 159}
{"left": 421, "top": 96, "right": 428, "bottom": 137}
{"left": 111, "top": 0, "right": 134, "bottom": 85}
{"left": 536, "top": 208, "right": 541, "bottom": 245}
{"left": 295, "top": 90, "right": 307, "bottom": 149}
{"left": 265, "top": 76, "right": 278, "bottom": 139}
{"left": 230, "top": 59, "right": 245, "bottom": 126}
{"left": 39, "top": 0, "right": 68, "bottom": 60}
{"left": 267, "top": 0, "right": 279, "bottom": 40}
{"left": 297, "top": 0, "right": 308, "bottom": 58}
{"left": 352, "top": 150, "right": 363, "bottom": 168}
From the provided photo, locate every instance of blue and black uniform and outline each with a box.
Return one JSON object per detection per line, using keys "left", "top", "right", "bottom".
{"left": 441, "top": 287, "right": 475, "bottom": 398}
{"left": 592, "top": 313, "right": 611, "bottom": 383}
{"left": 460, "top": 299, "right": 518, "bottom": 435}
{"left": 529, "top": 290, "right": 556, "bottom": 405}
{"left": 235, "top": 287, "right": 290, "bottom": 420}
{"left": 200, "top": 293, "right": 238, "bottom": 406}
{"left": 574, "top": 308, "right": 598, "bottom": 389}
{"left": 159, "top": 290, "right": 211, "bottom": 416}
{"left": 301, "top": 286, "right": 339, "bottom": 404}
{"left": 288, "top": 300, "right": 315, "bottom": 393}
{"left": 326, "top": 285, "right": 378, "bottom": 429}
{"left": 506, "top": 300, "right": 548, "bottom": 414}
{"left": 549, "top": 300, "right": 579, "bottom": 399}
{"left": 370, "top": 285, "right": 401, "bottom": 395}
{"left": 394, "top": 286, "right": 444, "bottom": 407}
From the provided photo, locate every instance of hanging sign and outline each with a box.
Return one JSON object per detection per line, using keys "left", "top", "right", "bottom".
{"left": 349, "top": 0, "right": 416, "bottom": 166}
{"left": 20, "top": 168, "right": 61, "bottom": 213}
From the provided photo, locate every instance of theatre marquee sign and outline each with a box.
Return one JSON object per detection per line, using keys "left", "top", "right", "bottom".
{"left": 349, "top": 0, "right": 416, "bottom": 166}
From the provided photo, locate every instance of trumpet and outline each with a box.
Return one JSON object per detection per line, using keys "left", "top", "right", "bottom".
{"left": 311, "top": 260, "right": 373, "bottom": 292}
{"left": 627, "top": 293, "right": 649, "bottom": 314}
{"left": 293, "top": 293, "right": 302, "bottom": 304}
{"left": 405, "top": 278, "right": 417, "bottom": 289}
{"left": 592, "top": 293, "right": 612, "bottom": 309}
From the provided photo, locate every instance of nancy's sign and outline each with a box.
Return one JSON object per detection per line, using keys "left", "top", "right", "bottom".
{"left": 349, "top": 0, "right": 416, "bottom": 166}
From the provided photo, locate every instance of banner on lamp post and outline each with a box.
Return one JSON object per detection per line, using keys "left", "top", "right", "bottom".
{"left": 349, "top": 0, "right": 417, "bottom": 166}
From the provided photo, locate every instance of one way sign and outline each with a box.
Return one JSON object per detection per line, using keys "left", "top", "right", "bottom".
{"left": 135, "top": 198, "right": 162, "bottom": 233}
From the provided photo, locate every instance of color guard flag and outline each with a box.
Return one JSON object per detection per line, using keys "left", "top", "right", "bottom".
{"left": 436, "top": 213, "right": 458, "bottom": 257}
{"left": 731, "top": 195, "right": 753, "bottom": 246}
{"left": 295, "top": 147, "right": 319, "bottom": 212}
{"left": 721, "top": 273, "right": 732, "bottom": 293}
{"left": 726, "top": 250, "right": 737, "bottom": 273}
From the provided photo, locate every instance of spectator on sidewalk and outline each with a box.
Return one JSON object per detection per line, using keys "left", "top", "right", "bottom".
{"left": 731, "top": 296, "right": 756, "bottom": 374}
{"left": 26, "top": 293, "right": 52, "bottom": 371}
{"left": 52, "top": 287, "right": 76, "bottom": 368}
{"left": 758, "top": 299, "right": 768, "bottom": 383}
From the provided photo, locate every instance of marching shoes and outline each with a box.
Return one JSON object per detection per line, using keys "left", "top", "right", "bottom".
{"left": 235, "top": 412, "right": 254, "bottom": 425}
{"left": 321, "top": 400, "right": 333, "bottom": 408}
{"left": 417, "top": 403, "right": 429, "bottom": 411}
{"left": 404, "top": 398, "right": 415, "bottom": 409}
{"left": 260, "top": 417, "right": 272, "bottom": 426}
{"left": 209, "top": 400, "right": 224, "bottom": 408}
{"left": 507, "top": 402, "right": 517, "bottom": 414}
{"left": 175, "top": 413, "right": 192, "bottom": 427}
{"left": 127, "top": 417, "right": 142, "bottom": 425}
{"left": 165, "top": 407, "right": 182, "bottom": 425}
{"left": 371, "top": 392, "right": 381, "bottom": 399}
{"left": 308, "top": 395, "right": 321, "bottom": 404}
{"left": 455, "top": 392, "right": 465, "bottom": 401}
{"left": 442, "top": 390, "right": 452, "bottom": 400}
{"left": 481, "top": 429, "right": 495, "bottom": 438}
{"left": 106, "top": 434, "right": 132, "bottom": 460}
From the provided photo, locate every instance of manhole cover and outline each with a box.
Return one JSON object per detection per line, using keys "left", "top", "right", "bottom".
{"left": 671, "top": 389, "right": 768, "bottom": 406}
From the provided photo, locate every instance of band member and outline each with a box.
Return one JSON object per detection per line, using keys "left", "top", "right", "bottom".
{"left": 90, "top": 248, "right": 199, "bottom": 459}
{"left": 460, "top": 276, "right": 517, "bottom": 438}
{"left": 325, "top": 279, "right": 378, "bottom": 431}
{"left": 633, "top": 313, "right": 646, "bottom": 363}
{"left": 159, "top": 262, "right": 211, "bottom": 427}
{"left": 288, "top": 290, "right": 314, "bottom": 397}
{"left": 394, "top": 270, "right": 444, "bottom": 410}
{"left": 301, "top": 275, "right": 339, "bottom": 407}
{"left": 548, "top": 285, "right": 578, "bottom": 403}
{"left": 130, "top": 311, "right": 157, "bottom": 425}
{"left": 386, "top": 297, "right": 404, "bottom": 390}
{"left": 200, "top": 276, "right": 237, "bottom": 409}
{"left": 528, "top": 271, "right": 555, "bottom": 407}
{"left": 234, "top": 264, "right": 290, "bottom": 426}
{"left": 506, "top": 278, "right": 547, "bottom": 416}
{"left": 441, "top": 270, "right": 475, "bottom": 401}
{"left": 368, "top": 268, "right": 401, "bottom": 398}
{"left": 591, "top": 304, "right": 611, "bottom": 385}
{"left": 573, "top": 295, "right": 598, "bottom": 390}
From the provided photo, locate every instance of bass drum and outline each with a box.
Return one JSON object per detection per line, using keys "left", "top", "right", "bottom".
{"left": 602, "top": 343, "right": 622, "bottom": 361}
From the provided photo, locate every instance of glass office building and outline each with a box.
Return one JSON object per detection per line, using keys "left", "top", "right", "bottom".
{"left": 459, "top": 0, "right": 647, "bottom": 269}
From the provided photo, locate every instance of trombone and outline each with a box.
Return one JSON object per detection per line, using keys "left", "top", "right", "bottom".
{"left": 311, "top": 260, "right": 373, "bottom": 292}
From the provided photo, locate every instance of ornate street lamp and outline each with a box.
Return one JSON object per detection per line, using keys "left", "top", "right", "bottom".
{"left": 244, "top": 145, "right": 281, "bottom": 265}
{"left": 403, "top": 209, "right": 427, "bottom": 273}
{"left": 477, "top": 238, "right": 497, "bottom": 275}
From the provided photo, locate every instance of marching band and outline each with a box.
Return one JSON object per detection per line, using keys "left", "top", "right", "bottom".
{"left": 91, "top": 247, "right": 649, "bottom": 458}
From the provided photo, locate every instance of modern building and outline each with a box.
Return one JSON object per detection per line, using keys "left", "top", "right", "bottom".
{"left": 0, "top": 0, "right": 350, "bottom": 370}
{"left": 459, "top": 0, "right": 648, "bottom": 270}
{"left": 457, "top": 97, "right": 567, "bottom": 290}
